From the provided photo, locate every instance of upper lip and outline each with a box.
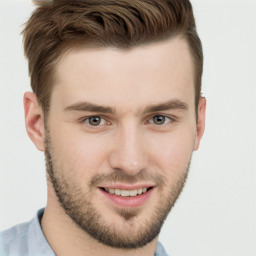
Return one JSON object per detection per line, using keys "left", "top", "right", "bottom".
{"left": 99, "top": 184, "right": 155, "bottom": 190}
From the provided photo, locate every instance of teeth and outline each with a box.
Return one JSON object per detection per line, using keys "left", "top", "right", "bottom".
{"left": 137, "top": 188, "right": 143, "bottom": 195}
{"left": 121, "top": 190, "right": 130, "bottom": 197}
{"left": 109, "top": 188, "right": 115, "bottom": 194}
{"left": 115, "top": 188, "right": 121, "bottom": 195}
{"left": 104, "top": 188, "right": 149, "bottom": 197}
{"left": 129, "top": 189, "right": 138, "bottom": 196}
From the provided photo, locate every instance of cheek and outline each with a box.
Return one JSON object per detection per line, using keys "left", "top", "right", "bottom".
{"left": 49, "top": 126, "right": 108, "bottom": 179}
{"left": 148, "top": 128, "right": 195, "bottom": 174}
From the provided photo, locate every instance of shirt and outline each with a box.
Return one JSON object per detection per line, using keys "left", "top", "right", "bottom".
{"left": 0, "top": 208, "right": 169, "bottom": 256}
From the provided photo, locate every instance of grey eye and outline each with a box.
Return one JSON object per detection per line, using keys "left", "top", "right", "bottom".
{"left": 88, "top": 116, "right": 102, "bottom": 126}
{"left": 150, "top": 115, "right": 171, "bottom": 125}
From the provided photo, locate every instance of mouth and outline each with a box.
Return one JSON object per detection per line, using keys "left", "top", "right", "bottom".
{"left": 101, "top": 187, "right": 152, "bottom": 197}
{"left": 99, "top": 186, "right": 154, "bottom": 208}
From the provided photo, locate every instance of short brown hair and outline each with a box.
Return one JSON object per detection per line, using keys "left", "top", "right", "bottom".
{"left": 23, "top": 0, "right": 203, "bottom": 115}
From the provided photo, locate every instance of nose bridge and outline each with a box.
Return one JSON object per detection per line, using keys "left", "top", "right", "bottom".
{"left": 109, "top": 120, "right": 146, "bottom": 175}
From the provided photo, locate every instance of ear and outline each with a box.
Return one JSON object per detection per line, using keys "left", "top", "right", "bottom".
{"left": 24, "top": 92, "right": 45, "bottom": 152}
{"left": 194, "top": 97, "right": 206, "bottom": 151}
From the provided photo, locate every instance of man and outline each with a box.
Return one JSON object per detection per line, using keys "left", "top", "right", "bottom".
{"left": 0, "top": 0, "right": 206, "bottom": 255}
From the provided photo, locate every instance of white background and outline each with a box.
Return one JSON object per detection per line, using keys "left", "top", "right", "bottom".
{"left": 0, "top": 0, "right": 255, "bottom": 255}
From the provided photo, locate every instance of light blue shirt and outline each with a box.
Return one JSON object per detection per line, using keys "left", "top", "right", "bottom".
{"left": 0, "top": 208, "right": 169, "bottom": 256}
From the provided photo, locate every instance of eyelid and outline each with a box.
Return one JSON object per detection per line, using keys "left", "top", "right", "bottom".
{"left": 146, "top": 114, "right": 175, "bottom": 125}
{"left": 78, "top": 115, "right": 110, "bottom": 127}
{"left": 86, "top": 117, "right": 106, "bottom": 126}
{"left": 77, "top": 113, "right": 176, "bottom": 127}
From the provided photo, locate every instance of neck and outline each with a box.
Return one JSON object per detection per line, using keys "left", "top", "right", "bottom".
{"left": 41, "top": 194, "right": 158, "bottom": 256}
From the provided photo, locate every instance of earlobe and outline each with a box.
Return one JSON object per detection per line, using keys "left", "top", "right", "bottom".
{"left": 194, "top": 97, "right": 206, "bottom": 151}
{"left": 24, "top": 92, "right": 45, "bottom": 152}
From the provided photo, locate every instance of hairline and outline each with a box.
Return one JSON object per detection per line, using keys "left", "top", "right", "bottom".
{"left": 42, "top": 33, "right": 199, "bottom": 117}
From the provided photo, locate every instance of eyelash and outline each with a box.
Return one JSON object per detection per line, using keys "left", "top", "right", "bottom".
{"left": 78, "top": 114, "right": 175, "bottom": 128}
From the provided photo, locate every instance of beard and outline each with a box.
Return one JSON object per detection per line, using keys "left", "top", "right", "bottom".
{"left": 44, "top": 129, "right": 191, "bottom": 249}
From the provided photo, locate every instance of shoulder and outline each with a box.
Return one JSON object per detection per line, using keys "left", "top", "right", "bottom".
{"left": 0, "top": 208, "right": 54, "bottom": 256}
{"left": 155, "top": 241, "right": 170, "bottom": 256}
{"left": 0, "top": 221, "right": 31, "bottom": 256}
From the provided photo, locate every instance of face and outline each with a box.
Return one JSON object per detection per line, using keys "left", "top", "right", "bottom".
{"left": 42, "top": 37, "right": 204, "bottom": 248}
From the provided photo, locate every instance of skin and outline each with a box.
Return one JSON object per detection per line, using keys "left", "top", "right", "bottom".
{"left": 24, "top": 37, "right": 206, "bottom": 256}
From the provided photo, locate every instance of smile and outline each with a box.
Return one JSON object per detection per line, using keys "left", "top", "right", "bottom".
{"left": 103, "top": 187, "right": 150, "bottom": 197}
{"left": 99, "top": 186, "right": 154, "bottom": 208}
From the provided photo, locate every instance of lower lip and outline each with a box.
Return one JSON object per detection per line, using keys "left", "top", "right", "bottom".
{"left": 99, "top": 188, "right": 153, "bottom": 208}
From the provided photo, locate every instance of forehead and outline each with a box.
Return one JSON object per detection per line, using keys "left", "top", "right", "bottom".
{"left": 52, "top": 37, "right": 195, "bottom": 110}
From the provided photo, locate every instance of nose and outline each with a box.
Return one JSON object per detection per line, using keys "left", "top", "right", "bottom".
{"left": 108, "top": 123, "right": 147, "bottom": 176}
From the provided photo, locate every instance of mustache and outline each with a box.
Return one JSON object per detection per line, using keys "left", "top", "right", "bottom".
{"left": 89, "top": 168, "right": 165, "bottom": 187}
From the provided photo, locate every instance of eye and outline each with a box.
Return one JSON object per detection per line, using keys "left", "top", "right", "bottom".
{"left": 84, "top": 116, "right": 107, "bottom": 126}
{"left": 149, "top": 115, "right": 172, "bottom": 125}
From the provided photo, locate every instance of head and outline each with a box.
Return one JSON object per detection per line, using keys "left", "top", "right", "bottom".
{"left": 23, "top": 0, "right": 203, "bottom": 116}
{"left": 23, "top": 0, "right": 206, "bottom": 250}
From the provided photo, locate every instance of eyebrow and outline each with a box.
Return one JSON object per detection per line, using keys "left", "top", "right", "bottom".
{"left": 143, "top": 99, "right": 188, "bottom": 114}
{"left": 64, "top": 102, "right": 115, "bottom": 114}
{"left": 64, "top": 99, "right": 188, "bottom": 114}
